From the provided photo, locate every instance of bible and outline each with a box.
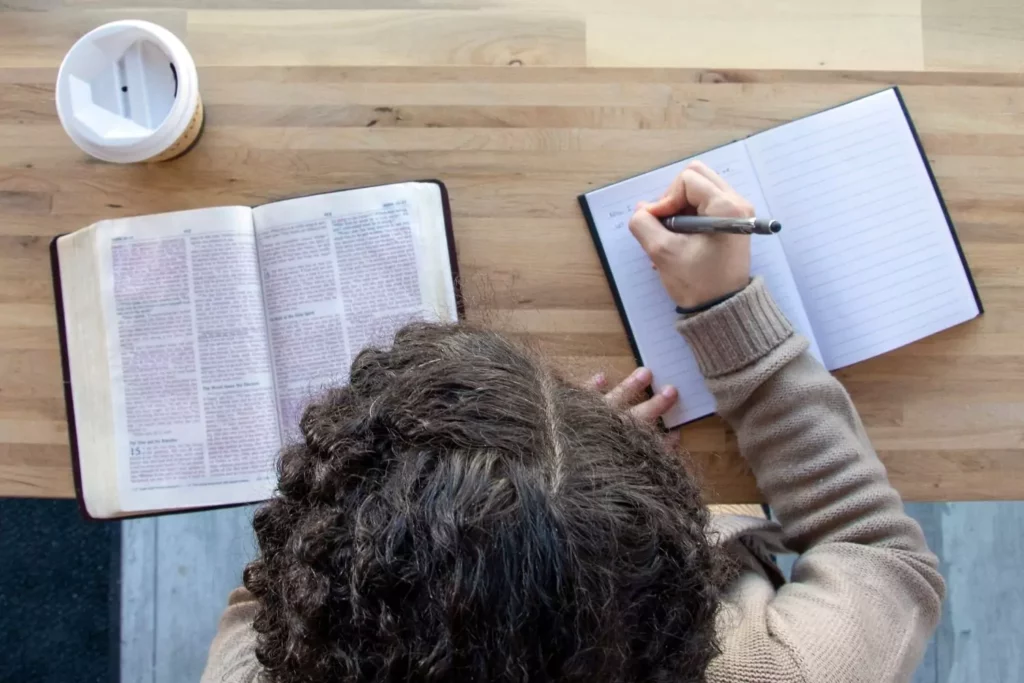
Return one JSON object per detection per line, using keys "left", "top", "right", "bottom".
{"left": 51, "top": 181, "right": 460, "bottom": 519}
{"left": 580, "top": 88, "right": 982, "bottom": 428}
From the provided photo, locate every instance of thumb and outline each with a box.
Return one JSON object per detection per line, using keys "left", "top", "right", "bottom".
{"left": 628, "top": 207, "right": 670, "bottom": 257}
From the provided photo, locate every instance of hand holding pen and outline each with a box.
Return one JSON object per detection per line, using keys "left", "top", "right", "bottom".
{"left": 628, "top": 161, "right": 758, "bottom": 310}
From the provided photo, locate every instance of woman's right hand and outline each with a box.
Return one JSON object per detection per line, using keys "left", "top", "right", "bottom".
{"left": 628, "top": 161, "right": 755, "bottom": 310}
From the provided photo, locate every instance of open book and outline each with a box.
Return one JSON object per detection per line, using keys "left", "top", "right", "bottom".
{"left": 52, "top": 181, "right": 460, "bottom": 519}
{"left": 580, "top": 88, "right": 982, "bottom": 428}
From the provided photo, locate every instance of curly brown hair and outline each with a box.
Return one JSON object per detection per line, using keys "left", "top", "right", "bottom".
{"left": 244, "top": 323, "right": 729, "bottom": 683}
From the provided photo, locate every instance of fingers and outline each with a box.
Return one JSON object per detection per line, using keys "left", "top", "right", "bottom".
{"left": 630, "top": 161, "right": 739, "bottom": 254}
{"left": 602, "top": 367, "right": 679, "bottom": 423}
{"left": 603, "top": 366, "right": 652, "bottom": 408}
{"left": 643, "top": 161, "right": 737, "bottom": 220}
{"left": 687, "top": 162, "right": 755, "bottom": 218}
{"left": 678, "top": 169, "right": 727, "bottom": 215}
{"left": 686, "top": 160, "right": 731, "bottom": 191}
{"left": 628, "top": 208, "right": 676, "bottom": 258}
{"left": 647, "top": 168, "right": 725, "bottom": 217}
{"left": 644, "top": 174, "right": 689, "bottom": 216}
{"left": 629, "top": 384, "right": 679, "bottom": 422}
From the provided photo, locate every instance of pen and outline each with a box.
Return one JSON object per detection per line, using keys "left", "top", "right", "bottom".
{"left": 659, "top": 216, "right": 782, "bottom": 235}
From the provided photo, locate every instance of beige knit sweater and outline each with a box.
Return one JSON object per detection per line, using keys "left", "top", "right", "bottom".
{"left": 201, "top": 277, "right": 943, "bottom": 683}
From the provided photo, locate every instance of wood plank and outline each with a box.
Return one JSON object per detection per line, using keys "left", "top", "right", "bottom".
{"left": 186, "top": 10, "right": 585, "bottom": 67}
{"left": 934, "top": 502, "right": 1024, "bottom": 681}
{"left": 904, "top": 502, "right": 947, "bottom": 683}
{"left": 587, "top": 11, "right": 923, "bottom": 70}
{"left": 0, "top": 11, "right": 187, "bottom": 68}
{"left": 120, "top": 517, "right": 158, "bottom": 683}
{"left": 6, "top": 0, "right": 1024, "bottom": 72}
{"left": 119, "top": 507, "right": 258, "bottom": 682}
{"left": 151, "top": 507, "right": 258, "bottom": 683}
{"left": 923, "top": 0, "right": 1024, "bottom": 71}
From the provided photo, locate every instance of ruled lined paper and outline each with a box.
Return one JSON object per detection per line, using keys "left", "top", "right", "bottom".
{"left": 745, "top": 89, "right": 980, "bottom": 370}
{"left": 584, "top": 142, "right": 821, "bottom": 427}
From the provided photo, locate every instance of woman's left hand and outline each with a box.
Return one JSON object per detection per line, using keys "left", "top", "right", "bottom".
{"left": 588, "top": 368, "right": 680, "bottom": 442}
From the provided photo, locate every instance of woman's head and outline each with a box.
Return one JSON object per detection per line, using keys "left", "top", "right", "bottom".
{"left": 244, "top": 323, "right": 728, "bottom": 683}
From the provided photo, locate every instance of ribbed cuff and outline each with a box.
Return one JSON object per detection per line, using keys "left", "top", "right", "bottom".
{"left": 675, "top": 276, "right": 793, "bottom": 379}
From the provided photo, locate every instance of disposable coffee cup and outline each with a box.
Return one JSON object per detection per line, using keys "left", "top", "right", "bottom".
{"left": 56, "top": 20, "right": 204, "bottom": 163}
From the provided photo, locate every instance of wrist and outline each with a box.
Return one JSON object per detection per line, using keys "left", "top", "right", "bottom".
{"left": 674, "top": 283, "right": 748, "bottom": 316}
{"left": 672, "top": 273, "right": 752, "bottom": 312}
{"left": 675, "top": 277, "right": 793, "bottom": 378}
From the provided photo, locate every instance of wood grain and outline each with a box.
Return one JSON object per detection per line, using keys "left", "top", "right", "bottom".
{"left": 0, "top": 11, "right": 188, "bottom": 68}
{"left": 1, "top": 66, "right": 1023, "bottom": 502}
{"left": 923, "top": 0, "right": 1024, "bottom": 71}
{"left": 186, "top": 10, "right": 585, "bottom": 67}
{"left": 585, "top": 2, "right": 924, "bottom": 70}
{"left": 5, "top": 0, "right": 1024, "bottom": 71}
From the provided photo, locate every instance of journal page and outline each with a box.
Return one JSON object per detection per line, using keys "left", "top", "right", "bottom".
{"left": 583, "top": 142, "right": 821, "bottom": 427}
{"left": 745, "top": 88, "right": 980, "bottom": 370}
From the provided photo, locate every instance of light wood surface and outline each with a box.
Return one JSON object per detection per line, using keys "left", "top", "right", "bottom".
{"left": 3, "top": 0, "right": 1024, "bottom": 72}
{"left": 1, "top": 66, "right": 1023, "bottom": 503}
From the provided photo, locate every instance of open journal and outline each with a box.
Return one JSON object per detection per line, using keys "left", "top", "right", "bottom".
{"left": 52, "top": 181, "right": 460, "bottom": 519}
{"left": 580, "top": 88, "right": 982, "bottom": 428}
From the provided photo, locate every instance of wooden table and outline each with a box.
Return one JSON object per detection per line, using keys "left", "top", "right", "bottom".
{"left": 2, "top": 66, "right": 1022, "bottom": 503}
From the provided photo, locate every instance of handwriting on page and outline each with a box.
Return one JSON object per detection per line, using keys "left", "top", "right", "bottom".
{"left": 745, "top": 89, "right": 979, "bottom": 370}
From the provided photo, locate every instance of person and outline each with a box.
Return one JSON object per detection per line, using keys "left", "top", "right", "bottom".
{"left": 202, "top": 162, "right": 943, "bottom": 683}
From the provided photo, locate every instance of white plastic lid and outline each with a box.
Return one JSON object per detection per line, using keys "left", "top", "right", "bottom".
{"left": 56, "top": 20, "right": 199, "bottom": 163}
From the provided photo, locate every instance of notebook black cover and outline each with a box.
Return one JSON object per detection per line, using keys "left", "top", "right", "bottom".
{"left": 51, "top": 179, "right": 462, "bottom": 521}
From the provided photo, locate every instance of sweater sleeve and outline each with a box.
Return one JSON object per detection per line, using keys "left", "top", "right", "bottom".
{"left": 200, "top": 587, "right": 262, "bottom": 683}
{"left": 677, "top": 277, "right": 945, "bottom": 683}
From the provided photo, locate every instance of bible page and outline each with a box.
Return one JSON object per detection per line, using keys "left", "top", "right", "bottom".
{"left": 95, "top": 207, "right": 280, "bottom": 513}
{"left": 583, "top": 142, "right": 821, "bottom": 427}
{"left": 253, "top": 183, "right": 457, "bottom": 439}
{"left": 745, "top": 88, "right": 981, "bottom": 370}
